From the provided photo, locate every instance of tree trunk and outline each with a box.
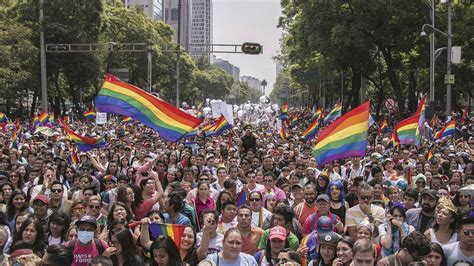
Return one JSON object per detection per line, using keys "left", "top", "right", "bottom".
{"left": 408, "top": 70, "right": 416, "bottom": 113}
{"left": 30, "top": 89, "right": 38, "bottom": 118}
{"left": 380, "top": 46, "right": 405, "bottom": 114}
{"left": 346, "top": 65, "right": 361, "bottom": 110}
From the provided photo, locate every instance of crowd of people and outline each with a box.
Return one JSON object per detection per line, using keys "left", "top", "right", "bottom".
{"left": 0, "top": 105, "right": 472, "bottom": 266}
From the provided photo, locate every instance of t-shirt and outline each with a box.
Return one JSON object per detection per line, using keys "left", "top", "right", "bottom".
{"left": 241, "top": 227, "right": 264, "bottom": 255}
{"left": 66, "top": 240, "right": 109, "bottom": 266}
{"left": 345, "top": 204, "right": 386, "bottom": 229}
{"left": 294, "top": 202, "right": 318, "bottom": 227}
{"left": 206, "top": 252, "right": 258, "bottom": 266}
{"left": 163, "top": 213, "right": 191, "bottom": 226}
{"left": 251, "top": 208, "right": 272, "bottom": 228}
{"left": 443, "top": 242, "right": 474, "bottom": 266}
{"left": 196, "top": 232, "right": 224, "bottom": 255}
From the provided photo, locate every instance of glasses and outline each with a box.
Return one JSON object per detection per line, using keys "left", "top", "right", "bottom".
{"left": 249, "top": 198, "right": 260, "bottom": 202}
{"left": 462, "top": 229, "right": 474, "bottom": 236}
{"left": 359, "top": 195, "right": 373, "bottom": 201}
{"left": 199, "top": 178, "right": 209, "bottom": 181}
{"left": 51, "top": 189, "right": 63, "bottom": 193}
{"left": 89, "top": 205, "right": 101, "bottom": 209}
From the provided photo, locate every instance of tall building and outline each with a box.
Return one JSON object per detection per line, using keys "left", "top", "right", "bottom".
{"left": 241, "top": 76, "right": 262, "bottom": 94}
{"left": 213, "top": 57, "right": 240, "bottom": 82}
{"left": 190, "top": 0, "right": 213, "bottom": 58}
{"left": 164, "top": 0, "right": 192, "bottom": 51}
{"left": 125, "top": 0, "right": 164, "bottom": 21}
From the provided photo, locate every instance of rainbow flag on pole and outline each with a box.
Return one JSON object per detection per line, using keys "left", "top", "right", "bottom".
{"left": 415, "top": 96, "right": 426, "bottom": 146}
{"left": 96, "top": 74, "right": 202, "bottom": 142}
{"left": 394, "top": 115, "right": 419, "bottom": 145}
{"left": 149, "top": 223, "right": 185, "bottom": 248}
{"left": 0, "top": 112, "right": 7, "bottom": 123}
{"left": 58, "top": 117, "right": 108, "bottom": 151}
{"left": 122, "top": 116, "right": 133, "bottom": 123}
{"left": 38, "top": 112, "right": 48, "bottom": 125}
{"left": 83, "top": 109, "right": 96, "bottom": 119}
{"left": 312, "top": 101, "right": 370, "bottom": 166}
{"left": 302, "top": 117, "right": 319, "bottom": 141}
{"left": 323, "top": 103, "right": 342, "bottom": 124}
{"left": 312, "top": 107, "right": 322, "bottom": 121}
{"left": 280, "top": 103, "right": 288, "bottom": 120}
{"left": 435, "top": 119, "right": 456, "bottom": 139}
{"left": 212, "top": 115, "right": 231, "bottom": 136}
{"left": 280, "top": 123, "right": 288, "bottom": 139}
{"left": 378, "top": 117, "right": 389, "bottom": 135}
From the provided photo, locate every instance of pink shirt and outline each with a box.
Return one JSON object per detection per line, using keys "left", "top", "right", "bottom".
{"left": 134, "top": 198, "right": 157, "bottom": 220}
{"left": 258, "top": 186, "right": 286, "bottom": 201}
{"left": 66, "top": 240, "right": 109, "bottom": 266}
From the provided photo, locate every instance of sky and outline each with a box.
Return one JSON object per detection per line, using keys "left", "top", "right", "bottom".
{"left": 212, "top": 0, "right": 283, "bottom": 95}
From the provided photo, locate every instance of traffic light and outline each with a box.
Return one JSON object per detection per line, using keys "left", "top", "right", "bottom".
{"left": 241, "top": 42, "right": 263, "bottom": 55}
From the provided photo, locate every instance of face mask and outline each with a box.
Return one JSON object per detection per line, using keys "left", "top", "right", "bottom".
{"left": 77, "top": 230, "right": 94, "bottom": 244}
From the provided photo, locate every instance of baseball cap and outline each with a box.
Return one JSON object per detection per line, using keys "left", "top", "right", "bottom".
{"left": 316, "top": 194, "right": 330, "bottom": 203}
{"left": 316, "top": 216, "right": 334, "bottom": 235}
{"left": 103, "top": 175, "right": 117, "bottom": 183}
{"left": 269, "top": 225, "right": 287, "bottom": 241}
{"left": 317, "top": 231, "right": 340, "bottom": 247}
{"left": 33, "top": 195, "right": 49, "bottom": 205}
{"left": 75, "top": 215, "right": 98, "bottom": 229}
{"left": 421, "top": 189, "right": 439, "bottom": 200}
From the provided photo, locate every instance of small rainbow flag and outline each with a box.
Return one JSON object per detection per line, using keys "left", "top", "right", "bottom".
{"left": 312, "top": 107, "right": 322, "bottom": 121}
{"left": 323, "top": 103, "right": 342, "bottom": 124}
{"left": 385, "top": 134, "right": 398, "bottom": 151}
{"left": 394, "top": 114, "right": 419, "bottom": 145}
{"left": 48, "top": 113, "right": 55, "bottom": 125}
{"left": 435, "top": 119, "right": 456, "bottom": 140}
{"left": 280, "top": 103, "right": 288, "bottom": 120}
{"left": 83, "top": 109, "right": 96, "bottom": 119}
{"left": 312, "top": 101, "right": 369, "bottom": 166}
{"left": 11, "top": 129, "right": 18, "bottom": 149}
{"left": 415, "top": 96, "right": 426, "bottom": 146}
{"left": 58, "top": 117, "right": 108, "bottom": 151}
{"left": 66, "top": 147, "right": 79, "bottom": 165}
{"left": 430, "top": 114, "right": 439, "bottom": 127}
{"left": 425, "top": 150, "right": 433, "bottom": 161}
{"left": 149, "top": 223, "right": 185, "bottom": 248}
{"left": 212, "top": 115, "right": 231, "bottom": 136}
{"left": 122, "top": 116, "right": 133, "bottom": 123}
{"left": 96, "top": 74, "right": 202, "bottom": 142}
{"left": 30, "top": 115, "right": 41, "bottom": 133}
{"left": 38, "top": 112, "right": 48, "bottom": 125}
{"left": 378, "top": 117, "right": 389, "bottom": 135}
{"left": 0, "top": 112, "right": 7, "bottom": 123}
{"left": 302, "top": 117, "right": 319, "bottom": 141}
{"left": 291, "top": 116, "right": 298, "bottom": 128}
{"left": 280, "top": 123, "right": 288, "bottom": 139}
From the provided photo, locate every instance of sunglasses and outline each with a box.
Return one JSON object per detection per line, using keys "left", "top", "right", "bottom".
{"left": 360, "top": 195, "right": 373, "bottom": 201}
{"left": 89, "top": 205, "right": 101, "bottom": 210}
{"left": 249, "top": 198, "right": 260, "bottom": 202}
{"left": 51, "top": 189, "right": 63, "bottom": 193}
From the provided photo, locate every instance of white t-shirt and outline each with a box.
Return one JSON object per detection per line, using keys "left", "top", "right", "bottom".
{"left": 196, "top": 232, "right": 224, "bottom": 255}
{"left": 443, "top": 241, "right": 474, "bottom": 266}
{"left": 251, "top": 208, "right": 272, "bottom": 228}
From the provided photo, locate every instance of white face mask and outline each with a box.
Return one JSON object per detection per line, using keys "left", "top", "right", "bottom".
{"left": 77, "top": 230, "right": 94, "bottom": 244}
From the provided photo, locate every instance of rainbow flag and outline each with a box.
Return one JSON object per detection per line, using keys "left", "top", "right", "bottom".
{"left": 66, "top": 147, "right": 79, "bottom": 165}
{"left": 378, "top": 117, "right": 389, "bottom": 135}
{"left": 48, "top": 113, "right": 55, "bottom": 124}
{"left": 122, "top": 116, "right": 133, "bottom": 123}
{"left": 425, "top": 150, "right": 433, "bottom": 161}
{"left": 323, "top": 103, "right": 342, "bottom": 124}
{"left": 213, "top": 115, "right": 231, "bottom": 136}
{"left": 312, "top": 107, "right": 322, "bottom": 121}
{"left": 11, "top": 129, "right": 18, "bottom": 149}
{"left": 236, "top": 191, "right": 247, "bottom": 207}
{"left": 394, "top": 114, "right": 419, "bottom": 145}
{"left": 385, "top": 134, "right": 398, "bottom": 151}
{"left": 83, "top": 109, "right": 96, "bottom": 119}
{"left": 430, "top": 114, "right": 439, "bottom": 127}
{"left": 58, "top": 117, "right": 108, "bottom": 151}
{"left": 149, "top": 223, "right": 185, "bottom": 248}
{"left": 415, "top": 96, "right": 426, "bottom": 146}
{"left": 280, "top": 123, "right": 288, "bottom": 139}
{"left": 280, "top": 103, "right": 288, "bottom": 120}
{"left": 30, "top": 115, "right": 41, "bottom": 133}
{"left": 0, "top": 112, "right": 7, "bottom": 123}
{"left": 290, "top": 116, "right": 298, "bottom": 128}
{"left": 96, "top": 74, "right": 202, "bottom": 142}
{"left": 38, "top": 112, "right": 48, "bottom": 125}
{"left": 312, "top": 101, "right": 370, "bottom": 166}
{"left": 435, "top": 119, "right": 456, "bottom": 140}
{"left": 302, "top": 117, "right": 319, "bottom": 141}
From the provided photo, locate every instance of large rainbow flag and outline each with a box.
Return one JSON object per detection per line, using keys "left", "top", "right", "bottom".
{"left": 312, "top": 101, "right": 370, "bottom": 166}
{"left": 435, "top": 119, "right": 456, "bottom": 140}
{"left": 58, "top": 117, "right": 108, "bottom": 151}
{"left": 149, "top": 223, "right": 185, "bottom": 248}
{"left": 302, "top": 117, "right": 319, "bottom": 141}
{"left": 95, "top": 74, "right": 202, "bottom": 142}
{"left": 393, "top": 115, "right": 419, "bottom": 145}
{"left": 323, "top": 103, "right": 342, "bottom": 124}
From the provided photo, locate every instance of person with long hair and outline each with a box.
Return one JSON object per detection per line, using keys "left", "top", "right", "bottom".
{"left": 192, "top": 181, "right": 215, "bottom": 225}
{"left": 11, "top": 217, "right": 46, "bottom": 257}
{"left": 1, "top": 182, "right": 13, "bottom": 205}
{"left": 309, "top": 231, "right": 339, "bottom": 266}
{"left": 6, "top": 190, "right": 28, "bottom": 228}
{"left": 316, "top": 174, "right": 329, "bottom": 195}
{"left": 248, "top": 191, "right": 272, "bottom": 228}
{"left": 9, "top": 168, "right": 24, "bottom": 191}
{"left": 215, "top": 190, "right": 233, "bottom": 216}
{"left": 116, "top": 180, "right": 163, "bottom": 221}
{"left": 424, "top": 196, "right": 458, "bottom": 245}
{"left": 327, "top": 180, "right": 348, "bottom": 223}
{"left": 379, "top": 205, "right": 415, "bottom": 257}
{"left": 426, "top": 242, "right": 448, "bottom": 266}
{"left": 149, "top": 235, "right": 183, "bottom": 266}
{"left": 106, "top": 202, "right": 133, "bottom": 227}
{"left": 255, "top": 225, "right": 288, "bottom": 265}
{"left": 47, "top": 212, "right": 70, "bottom": 246}
{"left": 332, "top": 236, "right": 354, "bottom": 266}
{"left": 452, "top": 190, "right": 471, "bottom": 217}
{"left": 103, "top": 228, "right": 143, "bottom": 266}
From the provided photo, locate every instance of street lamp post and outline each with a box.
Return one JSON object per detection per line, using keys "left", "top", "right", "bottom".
{"left": 40, "top": 0, "right": 48, "bottom": 113}
{"left": 446, "top": 0, "right": 453, "bottom": 116}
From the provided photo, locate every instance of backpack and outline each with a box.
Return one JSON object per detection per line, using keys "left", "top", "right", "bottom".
{"left": 67, "top": 239, "right": 105, "bottom": 255}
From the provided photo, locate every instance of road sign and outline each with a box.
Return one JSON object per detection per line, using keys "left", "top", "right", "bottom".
{"left": 384, "top": 98, "right": 396, "bottom": 110}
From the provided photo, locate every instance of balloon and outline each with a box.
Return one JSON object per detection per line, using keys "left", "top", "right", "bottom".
{"left": 205, "top": 98, "right": 210, "bottom": 105}
{"left": 237, "top": 110, "right": 245, "bottom": 118}
{"left": 210, "top": 100, "right": 217, "bottom": 105}
{"left": 203, "top": 107, "right": 211, "bottom": 114}
{"left": 260, "top": 95, "right": 270, "bottom": 104}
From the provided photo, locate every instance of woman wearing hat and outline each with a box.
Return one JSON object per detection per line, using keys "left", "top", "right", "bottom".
{"left": 423, "top": 196, "right": 458, "bottom": 245}
{"left": 308, "top": 231, "right": 340, "bottom": 266}
{"left": 255, "top": 225, "right": 288, "bottom": 265}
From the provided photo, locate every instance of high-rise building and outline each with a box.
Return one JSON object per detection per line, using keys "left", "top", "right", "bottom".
{"left": 241, "top": 75, "right": 262, "bottom": 94}
{"left": 164, "top": 0, "right": 192, "bottom": 51}
{"left": 213, "top": 57, "right": 240, "bottom": 82}
{"left": 124, "top": 0, "right": 164, "bottom": 21}
{"left": 190, "top": 0, "right": 213, "bottom": 59}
